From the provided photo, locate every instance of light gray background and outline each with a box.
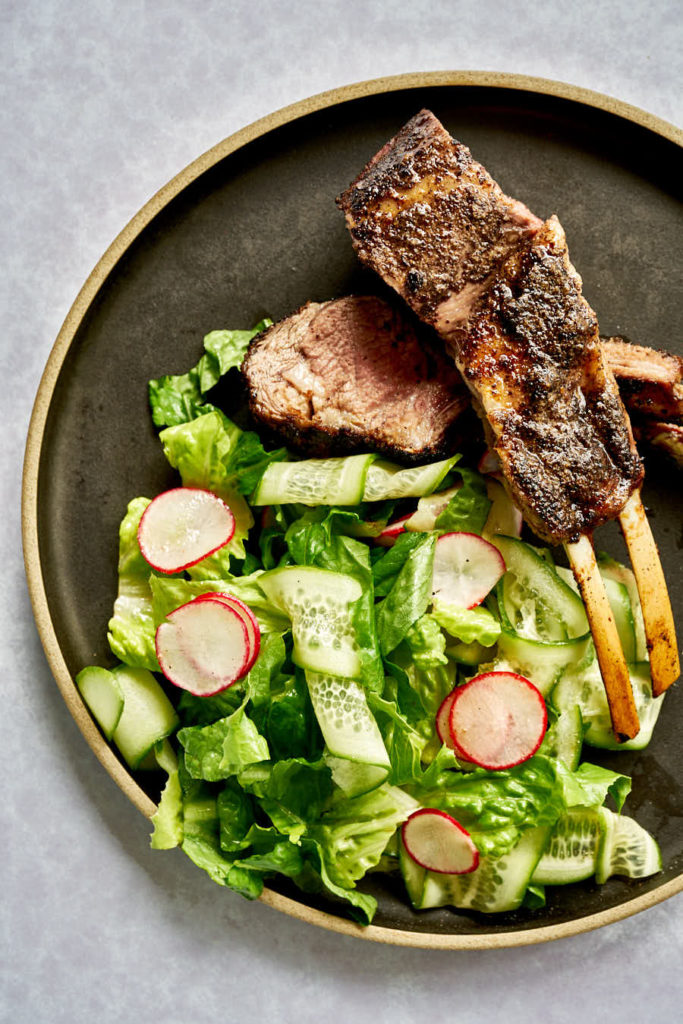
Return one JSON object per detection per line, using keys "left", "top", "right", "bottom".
{"left": 2, "top": 2, "right": 682, "bottom": 1022}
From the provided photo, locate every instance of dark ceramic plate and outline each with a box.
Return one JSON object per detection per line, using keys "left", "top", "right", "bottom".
{"left": 23, "top": 73, "right": 683, "bottom": 948}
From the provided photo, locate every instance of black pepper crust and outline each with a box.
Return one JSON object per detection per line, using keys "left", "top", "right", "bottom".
{"left": 241, "top": 296, "right": 473, "bottom": 465}
{"left": 338, "top": 112, "right": 643, "bottom": 544}
{"left": 337, "top": 109, "right": 541, "bottom": 326}
{"left": 451, "top": 220, "right": 644, "bottom": 543}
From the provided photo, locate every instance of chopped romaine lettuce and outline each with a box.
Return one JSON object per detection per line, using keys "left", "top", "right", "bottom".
{"left": 81, "top": 321, "right": 665, "bottom": 927}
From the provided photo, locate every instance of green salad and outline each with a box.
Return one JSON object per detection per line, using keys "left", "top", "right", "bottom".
{"left": 76, "top": 322, "right": 665, "bottom": 924}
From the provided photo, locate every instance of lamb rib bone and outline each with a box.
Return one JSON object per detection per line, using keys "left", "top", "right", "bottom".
{"left": 338, "top": 109, "right": 678, "bottom": 731}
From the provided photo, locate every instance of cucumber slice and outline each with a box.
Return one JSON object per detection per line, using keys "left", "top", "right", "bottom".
{"left": 363, "top": 456, "right": 458, "bottom": 502}
{"left": 531, "top": 809, "right": 604, "bottom": 884}
{"left": 111, "top": 666, "right": 179, "bottom": 769}
{"left": 553, "top": 661, "right": 664, "bottom": 751}
{"left": 307, "top": 672, "right": 389, "bottom": 768}
{"left": 596, "top": 808, "right": 662, "bottom": 883}
{"left": 496, "top": 627, "right": 593, "bottom": 696}
{"left": 492, "top": 536, "right": 588, "bottom": 641}
{"left": 258, "top": 566, "right": 362, "bottom": 677}
{"left": 137, "top": 737, "right": 178, "bottom": 773}
{"left": 402, "top": 827, "right": 550, "bottom": 913}
{"left": 497, "top": 574, "right": 566, "bottom": 642}
{"left": 601, "top": 577, "right": 637, "bottom": 663}
{"left": 597, "top": 554, "right": 648, "bottom": 662}
{"left": 558, "top": 564, "right": 638, "bottom": 664}
{"left": 325, "top": 754, "right": 389, "bottom": 798}
{"left": 540, "top": 705, "right": 584, "bottom": 770}
{"left": 76, "top": 666, "right": 124, "bottom": 740}
{"left": 446, "top": 640, "right": 491, "bottom": 666}
{"left": 252, "top": 453, "right": 374, "bottom": 506}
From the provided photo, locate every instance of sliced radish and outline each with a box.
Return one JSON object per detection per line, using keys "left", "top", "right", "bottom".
{"left": 260, "top": 506, "right": 277, "bottom": 530}
{"left": 483, "top": 479, "right": 523, "bottom": 539}
{"left": 138, "top": 488, "right": 235, "bottom": 574}
{"left": 435, "top": 690, "right": 458, "bottom": 749}
{"left": 448, "top": 671, "right": 548, "bottom": 770}
{"left": 402, "top": 809, "right": 479, "bottom": 874}
{"left": 375, "top": 514, "right": 413, "bottom": 547}
{"left": 432, "top": 532, "right": 506, "bottom": 608}
{"left": 405, "top": 484, "right": 461, "bottom": 533}
{"left": 194, "top": 592, "right": 261, "bottom": 668}
{"left": 477, "top": 449, "right": 502, "bottom": 475}
{"left": 155, "top": 596, "right": 251, "bottom": 696}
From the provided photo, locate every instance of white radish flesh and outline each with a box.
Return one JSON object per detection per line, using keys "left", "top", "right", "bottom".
{"left": 195, "top": 592, "right": 261, "bottom": 668}
{"left": 477, "top": 450, "right": 502, "bottom": 475}
{"left": 483, "top": 479, "right": 523, "bottom": 539}
{"left": 405, "top": 484, "right": 462, "bottom": 533}
{"left": 138, "top": 488, "right": 235, "bottom": 574}
{"left": 402, "top": 809, "right": 479, "bottom": 874}
{"left": 432, "top": 532, "right": 506, "bottom": 608}
{"left": 375, "top": 514, "right": 412, "bottom": 547}
{"left": 435, "top": 690, "right": 458, "bottom": 748}
{"left": 448, "top": 671, "right": 547, "bottom": 770}
{"left": 156, "top": 597, "right": 251, "bottom": 696}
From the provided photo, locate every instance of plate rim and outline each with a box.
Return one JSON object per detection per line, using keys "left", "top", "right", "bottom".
{"left": 22, "top": 69, "right": 683, "bottom": 949}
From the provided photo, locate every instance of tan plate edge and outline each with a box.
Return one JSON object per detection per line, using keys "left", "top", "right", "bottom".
{"left": 22, "top": 70, "right": 683, "bottom": 949}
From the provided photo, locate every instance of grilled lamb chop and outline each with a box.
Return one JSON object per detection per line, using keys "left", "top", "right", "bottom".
{"left": 635, "top": 421, "right": 683, "bottom": 468}
{"left": 339, "top": 109, "right": 542, "bottom": 333}
{"left": 338, "top": 111, "right": 643, "bottom": 546}
{"left": 601, "top": 337, "right": 683, "bottom": 422}
{"left": 244, "top": 292, "right": 680, "bottom": 474}
{"left": 241, "top": 295, "right": 470, "bottom": 463}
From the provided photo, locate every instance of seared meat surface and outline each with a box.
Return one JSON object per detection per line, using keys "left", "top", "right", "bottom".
{"left": 338, "top": 111, "right": 643, "bottom": 544}
{"left": 337, "top": 109, "right": 541, "bottom": 330}
{"left": 241, "top": 295, "right": 469, "bottom": 463}
{"left": 635, "top": 421, "right": 683, "bottom": 468}
{"left": 449, "top": 217, "right": 643, "bottom": 542}
{"left": 602, "top": 337, "right": 683, "bottom": 422}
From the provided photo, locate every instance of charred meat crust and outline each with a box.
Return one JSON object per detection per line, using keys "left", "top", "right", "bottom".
{"left": 339, "top": 111, "right": 644, "bottom": 544}
{"left": 241, "top": 295, "right": 471, "bottom": 465}
{"left": 337, "top": 109, "right": 541, "bottom": 327}
{"left": 449, "top": 218, "right": 643, "bottom": 543}
{"left": 601, "top": 337, "right": 683, "bottom": 422}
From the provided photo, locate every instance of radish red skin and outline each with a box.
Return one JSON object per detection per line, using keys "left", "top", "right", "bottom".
{"left": 448, "top": 671, "right": 548, "bottom": 771}
{"left": 375, "top": 514, "right": 412, "bottom": 547}
{"left": 155, "top": 596, "right": 252, "bottom": 696}
{"left": 137, "top": 488, "right": 236, "bottom": 574}
{"left": 477, "top": 449, "right": 502, "bottom": 475}
{"left": 402, "top": 809, "right": 480, "bottom": 875}
{"left": 193, "top": 592, "right": 261, "bottom": 673}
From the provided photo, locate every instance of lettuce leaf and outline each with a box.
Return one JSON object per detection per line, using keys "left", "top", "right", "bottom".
{"left": 178, "top": 705, "right": 269, "bottom": 782}
{"left": 149, "top": 574, "right": 289, "bottom": 635}
{"left": 266, "top": 672, "right": 323, "bottom": 761}
{"left": 149, "top": 322, "right": 271, "bottom": 428}
{"left": 435, "top": 467, "right": 490, "bottom": 535}
{"left": 107, "top": 497, "right": 159, "bottom": 670}
{"left": 298, "top": 842, "right": 378, "bottom": 924}
{"left": 404, "top": 614, "right": 448, "bottom": 669}
{"left": 560, "top": 761, "right": 631, "bottom": 812}
{"left": 415, "top": 755, "right": 570, "bottom": 858}
{"left": 308, "top": 784, "right": 418, "bottom": 889}
{"left": 375, "top": 533, "right": 436, "bottom": 655}
{"left": 159, "top": 410, "right": 286, "bottom": 562}
{"left": 371, "top": 531, "right": 426, "bottom": 598}
{"left": 432, "top": 599, "right": 501, "bottom": 646}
